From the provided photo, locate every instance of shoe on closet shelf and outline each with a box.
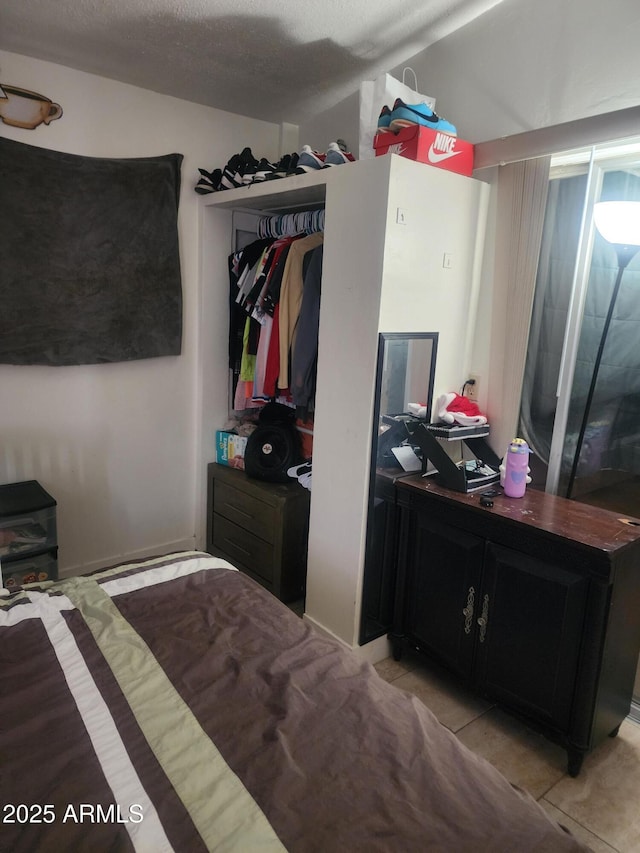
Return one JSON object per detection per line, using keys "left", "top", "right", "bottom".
{"left": 238, "top": 147, "right": 261, "bottom": 185}
{"left": 323, "top": 141, "right": 356, "bottom": 166}
{"left": 195, "top": 179, "right": 214, "bottom": 194}
{"left": 294, "top": 145, "right": 326, "bottom": 173}
{"left": 285, "top": 152, "right": 299, "bottom": 175}
{"left": 388, "top": 98, "right": 457, "bottom": 136}
{"left": 194, "top": 167, "right": 222, "bottom": 194}
{"left": 250, "top": 158, "right": 278, "bottom": 183}
{"left": 265, "top": 153, "right": 294, "bottom": 180}
{"left": 219, "top": 152, "right": 244, "bottom": 189}
{"left": 220, "top": 147, "right": 259, "bottom": 189}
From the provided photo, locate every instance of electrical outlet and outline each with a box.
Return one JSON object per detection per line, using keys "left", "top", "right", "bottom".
{"left": 465, "top": 374, "right": 480, "bottom": 401}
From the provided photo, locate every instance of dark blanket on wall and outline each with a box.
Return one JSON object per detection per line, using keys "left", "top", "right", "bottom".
{"left": 0, "top": 137, "right": 183, "bottom": 365}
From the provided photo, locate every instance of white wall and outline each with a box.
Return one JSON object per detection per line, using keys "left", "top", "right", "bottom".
{"left": 300, "top": 0, "right": 640, "bottom": 152}
{"left": 0, "top": 50, "right": 280, "bottom": 576}
{"left": 393, "top": 0, "right": 640, "bottom": 144}
{"left": 306, "top": 156, "right": 488, "bottom": 655}
{"left": 298, "top": 91, "right": 360, "bottom": 157}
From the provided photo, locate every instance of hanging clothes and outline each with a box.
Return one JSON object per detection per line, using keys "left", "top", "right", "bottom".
{"left": 278, "top": 232, "right": 324, "bottom": 391}
{"left": 227, "top": 219, "right": 324, "bottom": 412}
{"left": 263, "top": 303, "right": 282, "bottom": 399}
{"left": 228, "top": 238, "right": 271, "bottom": 374}
{"left": 291, "top": 244, "right": 323, "bottom": 417}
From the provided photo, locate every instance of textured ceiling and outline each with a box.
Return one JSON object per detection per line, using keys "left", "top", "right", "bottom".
{"left": 0, "top": 0, "right": 507, "bottom": 124}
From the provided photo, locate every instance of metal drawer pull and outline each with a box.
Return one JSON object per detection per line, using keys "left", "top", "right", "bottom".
{"left": 222, "top": 537, "right": 251, "bottom": 557}
{"left": 222, "top": 502, "right": 254, "bottom": 520}
{"left": 477, "top": 594, "right": 489, "bottom": 643}
{"left": 462, "top": 586, "right": 475, "bottom": 634}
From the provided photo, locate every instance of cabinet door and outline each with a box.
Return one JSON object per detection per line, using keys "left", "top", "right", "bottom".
{"left": 406, "top": 513, "right": 484, "bottom": 680}
{"left": 476, "top": 543, "right": 589, "bottom": 732}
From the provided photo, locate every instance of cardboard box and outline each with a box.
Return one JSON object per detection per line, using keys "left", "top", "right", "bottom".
{"left": 216, "top": 431, "right": 248, "bottom": 470}
{"left": 373, "top": 125, "right": 474, "bottom": 177}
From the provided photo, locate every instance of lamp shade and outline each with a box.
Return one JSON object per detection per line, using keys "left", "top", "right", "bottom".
{"left": 593, "top": 201, "right": 640, "bottom": 246}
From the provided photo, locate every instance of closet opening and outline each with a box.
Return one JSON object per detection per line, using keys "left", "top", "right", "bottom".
{"left": 228, "top": 206, "right": 325, "bottom": 444}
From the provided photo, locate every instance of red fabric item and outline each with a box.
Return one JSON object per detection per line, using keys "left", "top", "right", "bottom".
{"left": 435, "top": 392, "right": 487, "bottom": 426}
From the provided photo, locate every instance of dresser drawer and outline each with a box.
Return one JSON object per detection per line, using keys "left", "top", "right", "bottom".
{"left": 207, "top": 463, "right": 309, "bottom": 602}
{"left": 0, "top": 506, "right": 57, "bottom": 561}
{"left": 213, "top": 481, "right": 277, "bottom": 544}
{"left": 212, "top": 513, "right": 275, "bottom": 584}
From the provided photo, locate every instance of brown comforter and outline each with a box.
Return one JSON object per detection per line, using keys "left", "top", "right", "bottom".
{"left": 0, "top": 552, "right": 590, "bottom": 852}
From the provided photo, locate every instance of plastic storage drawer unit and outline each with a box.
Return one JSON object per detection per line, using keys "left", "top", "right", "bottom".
{"left": 0, "top": 480, "right": 58, "bottom": 590}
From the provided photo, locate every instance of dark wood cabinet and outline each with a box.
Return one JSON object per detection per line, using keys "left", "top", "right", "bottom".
{"left": 392, "top": 475, "right": 640, "bottom": 776}
{"left": 206, "top": 463, "right": 310, "bottom": 602}
{"left": 404, "top": 512, "right": 484, "bottom": 680}
{"left": 477, "top": 544, "right": 588, "bottom": 735}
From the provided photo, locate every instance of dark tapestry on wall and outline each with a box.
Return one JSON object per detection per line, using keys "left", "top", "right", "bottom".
{"left": 0, "top": 137, "right": 183, "bottom": 365}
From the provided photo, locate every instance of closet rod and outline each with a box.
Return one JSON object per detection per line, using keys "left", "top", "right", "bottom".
{"left": 257, "top": 208, "right": 325, "bottom": 239}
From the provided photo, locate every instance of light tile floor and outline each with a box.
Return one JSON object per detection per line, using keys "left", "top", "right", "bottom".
{"left": 374, "top": 648, "right": 640, "bottom": 853}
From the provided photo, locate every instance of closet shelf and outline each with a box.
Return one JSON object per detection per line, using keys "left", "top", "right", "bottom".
{"left": 200, "top": 163, "right": 338, "bottom": 214}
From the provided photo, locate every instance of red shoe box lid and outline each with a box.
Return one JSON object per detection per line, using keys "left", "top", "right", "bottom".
{"left": 373, "top": 125, "right": 474, "bottom": 177}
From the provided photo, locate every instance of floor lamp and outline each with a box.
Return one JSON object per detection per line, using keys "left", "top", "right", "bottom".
{"left": 566, "top": 201, "right": 640, "bottom": 498}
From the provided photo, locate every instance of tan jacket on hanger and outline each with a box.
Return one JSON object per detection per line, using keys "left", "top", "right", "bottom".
{"left": 277, "top": 231, "right": 324, "bottom": 390}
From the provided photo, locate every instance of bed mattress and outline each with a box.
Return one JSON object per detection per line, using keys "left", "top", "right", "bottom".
{"left": 0, "top": 551, "right": 590, "bottom": 852}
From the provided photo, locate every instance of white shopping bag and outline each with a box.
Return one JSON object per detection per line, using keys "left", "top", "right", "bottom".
{"left": 358, "top": 68, "right": 435, "bottom": 161}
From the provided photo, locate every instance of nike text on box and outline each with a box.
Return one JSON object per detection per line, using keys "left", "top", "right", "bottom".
{"left": 373, "top": 126, "right": 474, "bottom": 176}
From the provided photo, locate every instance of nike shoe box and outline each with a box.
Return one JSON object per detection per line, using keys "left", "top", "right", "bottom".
{"left": 373, "top": 126, "right": 474, "bottom": 177}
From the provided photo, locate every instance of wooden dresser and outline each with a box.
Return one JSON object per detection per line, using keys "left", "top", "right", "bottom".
{"left": 392, "top": 474, "right": 640, "bottom": 776}
{"left": 206, "top": 463, "right": 310, "bottom": 602}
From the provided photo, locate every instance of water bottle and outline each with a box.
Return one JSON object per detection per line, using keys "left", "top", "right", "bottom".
{"left": 503, "top": 438, "right": 530, "bottom": 498}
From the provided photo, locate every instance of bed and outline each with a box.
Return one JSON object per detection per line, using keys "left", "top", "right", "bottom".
{"left": 1, "top": 551, "right": 590, "bottom": 852}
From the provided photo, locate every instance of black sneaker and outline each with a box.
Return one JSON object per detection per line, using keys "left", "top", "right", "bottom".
{"left": 220, "top": 153, "right": 244, "bottom": 189}
{"left": 195, "top": 178, "right": 215, "bottom": 194}
{"left": 219, "top": 148, "right": 259, "bottom": 189}
{"left": 265, "top": 154, "right": 292, "bottom": 180}
{"left": 239, "top": 147, "right": 260, "bottom": 182}
{"left": 250, "top": 158, "right": 277, "bottom": 183}
{"left": 239, "top": 146, "right": 258, "bottom": 166}
{"left": 203, "top": 166, "right": 222, "bottom": 183}
{"left": 194, "top": 167, "right": 222, "bottom": 194}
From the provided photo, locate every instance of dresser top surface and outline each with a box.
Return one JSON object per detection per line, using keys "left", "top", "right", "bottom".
{"left": 397, "top": 474, "right": 640, "bottom": 555}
